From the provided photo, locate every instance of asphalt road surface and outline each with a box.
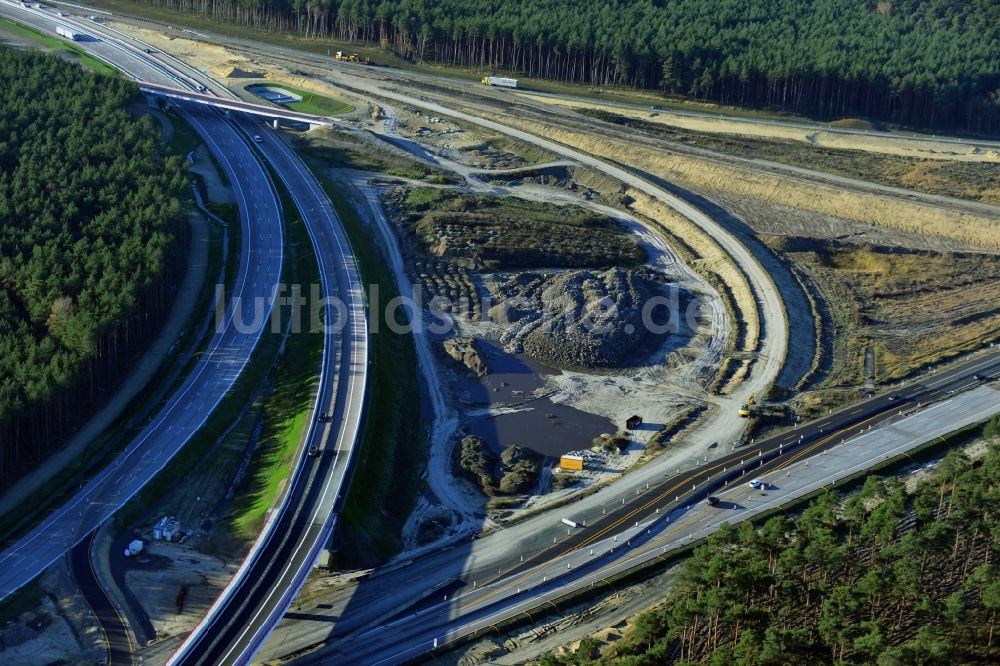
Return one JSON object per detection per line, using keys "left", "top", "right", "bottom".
{"left": 168, "top": 118, "right": 369, "bottom": 666}
{"left": 258, "top": 350, "right": 1000, "bottom": 663}
{"left": 0, "top": 9, "right": 371, "bottom": 664}
{"left": 69, "top": 532, "right": 134, "bottom": 666}
{"left": 0, "top": 4, "right": 285, "bottom": 603}
{"left": 296, "top": 355, "right": 1000, "bottom": 665}
{"left": 64, "top": 0, "right": 1000, "bottom": 151}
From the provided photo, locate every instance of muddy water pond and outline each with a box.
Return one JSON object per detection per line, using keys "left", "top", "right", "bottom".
{"left": 454, "top": 340, "right": 615, "bottom": 457}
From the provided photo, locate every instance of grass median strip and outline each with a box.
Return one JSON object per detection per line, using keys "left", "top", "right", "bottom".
{"left": 226, "top": 213, "right": 322, "bottom": 542}
{"left": 114, "top": 152, "right": 325, "bottom": 557}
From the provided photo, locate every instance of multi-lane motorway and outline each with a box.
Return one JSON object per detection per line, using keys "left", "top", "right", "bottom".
{"left": 257, "top": 351, "right": 1000, "bottom": 663}
{"left": 0, "top": 25, "right": 285, "bottom": 602}
{"left": 0, "top": 6, "right": 367, "bottom": 666}
{"left": 2, "top": 4, "right": 999, "bottom": 665}
{"left": 168, "top": 117, "right": 369, "bottom": 666}
{"left": 328, "top": 382, "right": 1000, "bottom": 665}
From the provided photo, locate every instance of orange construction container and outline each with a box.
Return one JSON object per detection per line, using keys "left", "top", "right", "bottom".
{"left": 559, "top": 455, "right": 584, "bottom": 471}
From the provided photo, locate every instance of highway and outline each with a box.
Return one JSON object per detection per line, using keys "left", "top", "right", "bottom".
{"left": 0, "top": 6, "right": 372, "bottom": 666}
{"left": 0, "top": 85, "right": 284, "bottom": 608}
{"left": 65, "top": 0, "right": 1000, "bottom": 151}
{"left": 256, "top": 350, "right": 1000, "bottom": 663}
{"left": 4, "top": 5, "right": 998, "bottom": 664}
{"left": 167, "top": 117, "right": 369, "bottom": 666}
{"left": 280, "top": 352, "right": 1000, "bottom": 664}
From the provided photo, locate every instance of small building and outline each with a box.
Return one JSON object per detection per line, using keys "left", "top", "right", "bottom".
{"left": 559, "top": 454, "right": 584, "bottom": 471}
{"left": 153, "top": 515, "right": 180, "bottom": 541}
{"left": 625, "top": 415, "right": 643, "bottom": 430}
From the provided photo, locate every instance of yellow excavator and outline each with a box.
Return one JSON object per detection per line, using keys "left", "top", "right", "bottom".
{"left": 738, "top": 393, "right": 755, "bottom": 418}
{"left": 335, "top": 51, "right": 369, "bottom": 64}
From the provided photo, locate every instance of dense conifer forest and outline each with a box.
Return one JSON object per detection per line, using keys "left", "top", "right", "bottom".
{"left": 129, "top": 0, "right": 999, "bottom": 133}
{"left": 0, "top": 47, "right": 187, "bottom": 485}
{"left": 544, "top": 422, "right": 1000, "bottom": 665}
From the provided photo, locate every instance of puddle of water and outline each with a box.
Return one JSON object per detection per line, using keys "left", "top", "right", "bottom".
{"left": 454, "top": 340, "right": 615, "bottom": 457}
{"left": 465, "top": 403, "right": 614, "bottom": 458}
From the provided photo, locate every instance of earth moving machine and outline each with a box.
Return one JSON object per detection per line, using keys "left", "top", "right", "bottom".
{"left": 482, "top": 76, "right": 518, "bottom": 88}
{"left": 738, "top": 393, "right": 756, "bottom": 418}
{"left": 335, "top": 51, "right": 369, "bottom": 64}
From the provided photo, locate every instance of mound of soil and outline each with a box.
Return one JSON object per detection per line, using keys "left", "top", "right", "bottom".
{"left": 489, "top": 267, "right": 655, "bottom": 368}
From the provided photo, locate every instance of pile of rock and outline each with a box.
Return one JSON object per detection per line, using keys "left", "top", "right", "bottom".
{"left": 442, "top": 336, "right": 488, "bottom": 377}
{"left": 488, "top": 267, "right": 654, "bottom": 368}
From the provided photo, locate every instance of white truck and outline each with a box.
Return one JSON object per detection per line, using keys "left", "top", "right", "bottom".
{"left": 55, "top": 25, "right": 82, "bottom": 41}
{"left": 482, "top": 76, "right": 518, "bottom": 89}
{"left": 124, "top": 539, "right": 144, "bottom": 557}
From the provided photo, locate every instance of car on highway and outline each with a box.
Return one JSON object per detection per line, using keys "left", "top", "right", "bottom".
{"left": 307, "top": 446, "right": 320, "bottom": 458}
{"left": 253, "top": 134, "right": 263, "bottom": 143}
{"left": 888, "top": 393, "right": 902, "bottom": 401}
{"left": 974, "top": 373, "right": 989, "bottom": 381}
{"left": 748, "top": 479, "right": 769, "bottom": 490}
{"left": 705, "top": 496, "right": 720, "bottom": 506}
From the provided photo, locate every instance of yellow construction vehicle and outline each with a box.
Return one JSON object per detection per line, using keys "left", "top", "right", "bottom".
{"left": 335, "top": 51, "right": 369, "bottom": 64}
{"left": 738, "top": 393, "right": 755, "bottom": 418}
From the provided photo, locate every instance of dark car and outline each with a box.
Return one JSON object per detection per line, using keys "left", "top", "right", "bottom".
{"left": 307, "top": 446, "right": 320, "bottom": 458}
{"left": 974, "top": 373, "right": 988, "bottom": 381}
{"left": 318, "top": 412, "right": 329, "bottom": 422}
{"left": 706, "top": 496, "right": 720, "bottom": 507}
{"left": 888, "top": 393, "right": 901, "bottom": 401}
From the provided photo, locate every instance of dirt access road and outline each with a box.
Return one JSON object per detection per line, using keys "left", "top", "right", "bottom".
{"left": 317, "top": 67, "right": 788, "bottom": 450}
{"left": 99, "top": 17, "right": 787, "bottom": 520}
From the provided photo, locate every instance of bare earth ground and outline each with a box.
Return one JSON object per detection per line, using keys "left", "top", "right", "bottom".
{"left": 23, "top": 23, "right": 996, "bottom": 664}
{"left": 106, "top": 20, "right": 1000, "bottom": 525}
{"left": 0, "top": 567, "right": 105, "bottom": 665}
{"left": 123, "top": 542, "right": 238, "bottom": 659}
{"left": 521, "top": 93, "right": 1000, "bottom": 164}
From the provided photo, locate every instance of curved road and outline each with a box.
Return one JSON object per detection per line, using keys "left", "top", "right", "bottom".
{"left": 0, "top": 3, "right": 284, "bottom": 605}
{"left": 0, "top": 7, "right": 371, "bottom": 666}
{"left": 69, "top": 533, "right": 134, "bottom": 666}
{"left": 0, "top": 100, "right": 284, "bottom": 602}
{"left": 286, "top": 353, "right": 1000, "bottom": 664}
{"left": 167, "top": 117, "right": 369, "bottom": 666}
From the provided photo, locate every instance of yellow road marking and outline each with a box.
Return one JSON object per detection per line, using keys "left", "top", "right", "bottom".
{"left": 458, "top": 407, "right": 894, "bottom": 613}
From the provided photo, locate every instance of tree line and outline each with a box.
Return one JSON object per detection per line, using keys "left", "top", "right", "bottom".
{"left": 544, "top": 420, "right": 1000, "bottom": 665}
{"left": 131, "top": 0, "right": 999, "bottom": 133}
{"left": 0, "top": 47, "right": 187, "bottom": 486}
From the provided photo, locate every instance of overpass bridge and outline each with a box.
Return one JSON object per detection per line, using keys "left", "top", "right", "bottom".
{"left": 138, "top": 81, "right": 337, "bottom": 127}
